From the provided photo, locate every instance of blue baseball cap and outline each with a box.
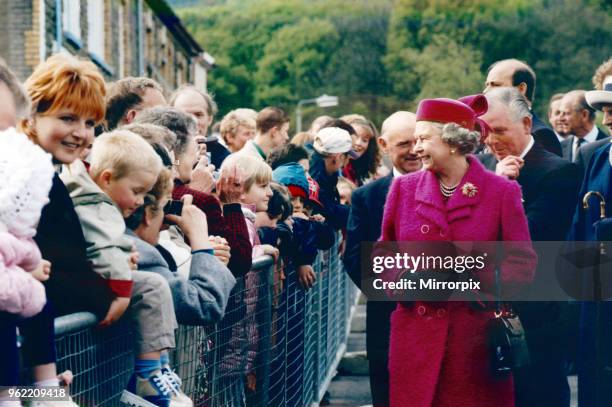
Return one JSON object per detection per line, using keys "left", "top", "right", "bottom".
{"left": 272, "top": 163, "right": 309, "bottom": 198}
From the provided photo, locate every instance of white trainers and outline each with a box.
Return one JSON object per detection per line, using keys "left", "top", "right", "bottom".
{"left": 160, "top": 367, "right": 192, "bottom": 407}
{"left": 121, "top": 370, "right": 172, "bottom": 407}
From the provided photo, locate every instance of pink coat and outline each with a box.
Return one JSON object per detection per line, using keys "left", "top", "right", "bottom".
{"left": 380, "top": 156, "right": 536, "bottom": 407}
{"left": 0, "top": 232, "right": 46, "bottom": 317}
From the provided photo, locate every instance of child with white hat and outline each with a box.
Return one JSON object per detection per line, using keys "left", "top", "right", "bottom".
{"left": 0, "top": 127, "right": 66, "bottom": 406}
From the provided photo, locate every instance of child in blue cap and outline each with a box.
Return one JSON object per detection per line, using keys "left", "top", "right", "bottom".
{"left": 272, "top": 163, "right": 335, "bottom": 288}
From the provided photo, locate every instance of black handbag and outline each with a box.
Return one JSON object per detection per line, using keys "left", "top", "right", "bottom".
{"left": 487, "top": 268, "right": 530, "bottom": 375}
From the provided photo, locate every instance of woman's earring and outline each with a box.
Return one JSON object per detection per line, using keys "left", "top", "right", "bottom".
{"left": 450, "top": 149, "right": 456, "bottom": 154}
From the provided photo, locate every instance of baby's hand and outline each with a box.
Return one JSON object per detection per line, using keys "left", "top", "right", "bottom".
{"left": 246, "top": 372, "right": 257, "bottom": 391}
{"left": 310, "top": 213, "right": 326, "bottom": 222}
{"left": 298, "top": 264, "right": 316, "bottom": 289}
{"left": 57, "top": 370, "right": 74, "bottom": 386}
{"left": 99, "top": 297, "right": 130, "bottom": 328}
{"left": 128, "top": 247, "right": 139, "bottom": 270}
{"left": 261, "top": 244, "right": 279, "bottom": 262}
{"left": 31, "top": 259, "right": 51, "bottom": 282}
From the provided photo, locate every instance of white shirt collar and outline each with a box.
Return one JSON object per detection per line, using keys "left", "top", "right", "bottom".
{"left": 555, "top": 132, "right": 566, "bottom": 143}
{"left": 392, "top": 167, "right": 403, "bottom": 178}
{"left": 519, "top": 136, "right": 535, "bottom": 159}
{"left": 576, "top": 126, "right": 599, "bottom": 145}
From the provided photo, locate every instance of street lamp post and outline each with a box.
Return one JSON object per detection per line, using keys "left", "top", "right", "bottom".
{"left": 296, "top": 94, "right": 339, "bottom": 133}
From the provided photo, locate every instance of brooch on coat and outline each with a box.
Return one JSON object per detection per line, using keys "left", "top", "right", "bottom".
{"left": 461, "top": 182, "right": 478, "bottom": 198}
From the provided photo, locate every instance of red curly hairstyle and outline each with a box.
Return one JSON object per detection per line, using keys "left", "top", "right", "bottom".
{"left": 20, "top": 54, "right": 106, "bottom": 140}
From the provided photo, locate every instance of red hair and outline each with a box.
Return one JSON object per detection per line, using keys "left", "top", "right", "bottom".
{"left": 20, "top": 54, "right": 106, "bottom": 139}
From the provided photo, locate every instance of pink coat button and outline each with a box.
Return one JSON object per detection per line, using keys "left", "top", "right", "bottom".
{"left": 437, "top": 308, "right": 446, "bottom": 318}
{"left": 417, "top": 305, "right": 426, "bottom": 316}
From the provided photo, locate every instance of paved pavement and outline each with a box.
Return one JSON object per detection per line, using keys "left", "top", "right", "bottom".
{"left": 323, "top": 301, "right": 579, "bottom": 407}
{"left": 323, "top": 303, "right": 372, "bottom": 407}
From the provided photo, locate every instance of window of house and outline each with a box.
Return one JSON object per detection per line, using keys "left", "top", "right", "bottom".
{"left": 87, "top": 0, "right": 105, "bottom": 58}
{"left": 62, "top": 0, "right": 81, "bottom": 41}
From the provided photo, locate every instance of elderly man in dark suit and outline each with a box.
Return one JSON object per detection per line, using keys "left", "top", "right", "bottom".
{"left": 573, "top": 65, "right": 612, "bottom": 173}
{"left": 485, "top": 58, "right": 562, "bottom": 157}
{"left": 344, "top": 111, "right": 421, "bottom": 407}
{"left": 478, "top": 87, "right": 581, "bottom": 407}
{"left": 559, "top": 90, "right": 609, "bottom": 167}
{"left": 569, "top": 71, "right": 612, "bottom": 407}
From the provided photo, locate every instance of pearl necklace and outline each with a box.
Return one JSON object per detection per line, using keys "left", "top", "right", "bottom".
{"left": 439, "top": 180, "right": 459, "bottom": 198}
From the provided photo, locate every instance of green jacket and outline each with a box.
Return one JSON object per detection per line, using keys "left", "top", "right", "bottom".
{"left": 60, "top": 161, "right": 133, "bottom": 298}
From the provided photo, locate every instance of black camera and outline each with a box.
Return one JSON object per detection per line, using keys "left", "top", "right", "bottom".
{"left": 197, "top": 135, "right": 218, "bottom": 145}
{"left": 163, "top": 200, "right": 184, "bottom": 217}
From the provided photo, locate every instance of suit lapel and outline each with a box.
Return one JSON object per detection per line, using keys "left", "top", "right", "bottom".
{"left": 516, "top": 142, "right": 546, "bottom": 202}
{"left": 373, "top": 174, "right": 393, "bottom": 208}
{"left": 596, "top": 128, "right": 609, "bottom": 141}
{"left": 375, "top": 174, "right": 393, "bottom": 227}
{"left": 476, "top": 153, "right": 497, "bottom": 171}
{"left": 414, "top": 170, "right": 448, "bottom": 231}
{"left": 562, "top": 137, "right": 574, "bottom": 162}
{"left": 598, "top": 148, "right": 611, "bottom": 209}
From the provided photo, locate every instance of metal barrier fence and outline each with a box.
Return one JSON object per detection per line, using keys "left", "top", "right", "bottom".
{"left": 52, "top": 239, "right": 358, "bottom": 406}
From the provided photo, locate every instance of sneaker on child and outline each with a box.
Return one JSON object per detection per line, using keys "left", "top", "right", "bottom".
{"left": 160, "top": 367, "right": 192, "bottom": 407}
{"left": 121, "top": 370, "right": 173, "bottom": 407}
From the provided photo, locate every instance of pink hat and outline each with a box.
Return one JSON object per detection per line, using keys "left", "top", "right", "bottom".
{"left": 416, "top": 95, "right": 490, "bottom": 141}
{"left": 416, "top": 98, "right": 478, "bottom": 130}
{"left": 458, "top": 94, "right": 491, "bottom": 141}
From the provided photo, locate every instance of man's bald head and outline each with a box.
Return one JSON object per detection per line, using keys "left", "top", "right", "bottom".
{"left": 485, "top": 58, "right": 536, "bottom": 103}
{"left": 381, "top": 111, "right": 416, "bottom": 139}
{"left": 379, "top": 111, "right": 421, "bottom": 174}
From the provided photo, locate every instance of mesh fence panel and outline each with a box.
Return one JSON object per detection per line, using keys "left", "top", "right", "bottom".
{"left": 54, "top": 316, "right": 133, "bottom": 406}
{"left": 49, "top": 233, "right": 357, "bottom": 406}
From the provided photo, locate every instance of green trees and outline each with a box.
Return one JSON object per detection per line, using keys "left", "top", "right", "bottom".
{"left": 179, "top": 0, "right": 612, "bottom": 127}
{"left": 254, "top": 18, "right": 339, "bottom": 106}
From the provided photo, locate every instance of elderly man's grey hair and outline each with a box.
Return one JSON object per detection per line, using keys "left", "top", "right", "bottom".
{"left": 485, "top": 87, "right": 532, "bottom": 123}
{"left": 134, "top": 106, "right": 197, "bottom": 155}
{"left": 170, "top": 84, "right": 218, "bottom": 118}
{"left": 121, "top": 122, "right": 177, "bottom": 152}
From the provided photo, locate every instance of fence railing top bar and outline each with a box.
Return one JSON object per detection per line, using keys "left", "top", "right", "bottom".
{"left": 251, "top": 255, "right": 275, "bottom": 270}
{"left": 54, "top": 312, "right": 99, "bottom": 336}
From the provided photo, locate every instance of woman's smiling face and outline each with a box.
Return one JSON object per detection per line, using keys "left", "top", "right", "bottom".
{"left": 33, "top": 108, "right": 96, "bottom": 164}
{"left": 351, "top": 124, "right": 373, "bottom": 159}
{"left": 414, "top": 121, "right": 451, "bottom": 172}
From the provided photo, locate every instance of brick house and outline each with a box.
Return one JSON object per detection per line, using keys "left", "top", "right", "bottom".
{"left": 0, "top": 0, "right": 214, "bottom": 93}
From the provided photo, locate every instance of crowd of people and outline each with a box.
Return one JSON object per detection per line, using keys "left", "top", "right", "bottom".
{"left": 0, "top": 50, "right": 611, "bottom": 407}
